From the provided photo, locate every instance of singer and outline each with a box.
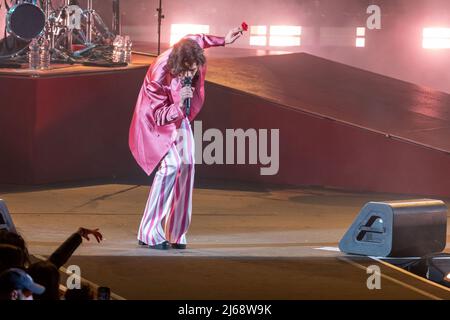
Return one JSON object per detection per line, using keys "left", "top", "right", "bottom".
{"left": 129, "top": 27, "right": 243, "bottom": 249}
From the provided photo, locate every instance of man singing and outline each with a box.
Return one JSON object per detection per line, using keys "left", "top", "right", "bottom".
{"left": 129, "top": 27, "right": 243, "bottom": 250}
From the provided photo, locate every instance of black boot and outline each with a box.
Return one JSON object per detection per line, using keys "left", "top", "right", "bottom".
{"left": 148, "top": 241, "right": 170, "bottom": 250}
{"left": 171, "top": 243, "right": 187, "bottom": 249}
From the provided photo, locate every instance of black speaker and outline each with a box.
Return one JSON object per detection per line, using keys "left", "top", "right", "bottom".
{"left": 339, "top": 199, "right": 447, "bottom": 257}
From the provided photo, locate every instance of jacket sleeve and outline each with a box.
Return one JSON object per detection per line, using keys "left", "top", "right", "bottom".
{"left": 184, "top": 34, "right": 226, "bottom": 49}
{"left": 47, "top": 232, "right": 83, "bottom": 269}
{"left": 145, "top": 79, "right": 185, "bottom": 126}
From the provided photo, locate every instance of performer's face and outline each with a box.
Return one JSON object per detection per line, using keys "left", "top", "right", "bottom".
{"left": 179, "top": 62, "right": 199, "bottom": 79}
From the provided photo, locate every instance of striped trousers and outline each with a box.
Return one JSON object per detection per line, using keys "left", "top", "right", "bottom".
{"left": 137, "top": 118, "right": 195, "bottom": 245}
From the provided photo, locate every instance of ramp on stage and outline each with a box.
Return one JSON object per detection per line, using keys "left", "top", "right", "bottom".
{"left": 197, "top": 52, "right": 450, "bottom": 197}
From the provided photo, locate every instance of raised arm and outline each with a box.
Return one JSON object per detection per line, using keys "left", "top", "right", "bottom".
{"left": 47, "top": 227, "right": 103, "bottom": 269}
{"left": 184, "top": 26, "right": 243, "bottom": 49}
{"left": 183, "top": 34, "right": 226, "bottom": 49}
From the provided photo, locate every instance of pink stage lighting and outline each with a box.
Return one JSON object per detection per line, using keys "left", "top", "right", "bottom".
{"left": 250, "top": 25, "right": 267, "bottom": 46}
{"left": 170, "top": 24, "right": 210, "bottom": 45}
{"left": 356, "top": 27, "right": 366, "bottom": 47}
{"left": 269, "top": 26, "right": 302, "bottom": 47}
{"left": 423, "top": 28, "right": 450, "bottom": 49}
{"left": 250, "top": 25, "right": 301, "bottom": 47}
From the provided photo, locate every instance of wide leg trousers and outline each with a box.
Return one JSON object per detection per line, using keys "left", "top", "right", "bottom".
{"left": 137, "top": 118, "right": 195, "bottom": 245}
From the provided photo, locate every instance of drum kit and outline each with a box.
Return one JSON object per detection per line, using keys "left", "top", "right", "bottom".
{"left": 0, "top": 0, "right": 116, "bottom": 62}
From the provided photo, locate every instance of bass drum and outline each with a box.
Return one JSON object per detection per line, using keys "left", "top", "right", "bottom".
{"left": 6, "top": 2, "right": 46, "bottom": 41}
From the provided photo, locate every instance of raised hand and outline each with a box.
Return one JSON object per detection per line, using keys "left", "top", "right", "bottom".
{"left": 77, "top": 227, "right": 103, "bottom": 243}
{"left": 225, "top": 27, "right": 244, "bottom": 45}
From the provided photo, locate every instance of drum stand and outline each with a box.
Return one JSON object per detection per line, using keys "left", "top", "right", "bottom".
{"left": 43, "top": 0, "right": 75, "bottom": 63}
{"left": 86, "top": 0, "right": 93, "bottom": 44}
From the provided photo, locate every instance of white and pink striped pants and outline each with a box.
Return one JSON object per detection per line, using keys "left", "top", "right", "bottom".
{"left": 138, "top": 118, "right": 195, "bottom": 245}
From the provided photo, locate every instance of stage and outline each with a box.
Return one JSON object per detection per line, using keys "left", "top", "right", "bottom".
{"left": 1, "top": 47, "right": 450, "bottom": 300}
{"left": 1, "top": 179, "right": 449, "bottom": 300}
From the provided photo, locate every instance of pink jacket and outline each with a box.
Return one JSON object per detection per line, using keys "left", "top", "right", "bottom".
{"left": 129, "top": 34, "right": 225, "bottom": 175}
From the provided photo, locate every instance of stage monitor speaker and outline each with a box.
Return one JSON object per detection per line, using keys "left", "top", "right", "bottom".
{"left": 0, "top": 199, "right": 17, "bottom": 234}
{"left": 339, "top": 199, "right": 447, "bottom": 257}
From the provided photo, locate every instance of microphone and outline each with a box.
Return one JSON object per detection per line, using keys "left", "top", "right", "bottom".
{"left": 182, "top": 76, "right": 193, "bottom": 116}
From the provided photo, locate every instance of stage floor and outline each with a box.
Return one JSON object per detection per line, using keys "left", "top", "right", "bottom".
{"left": 0, "top": 46, "right": 288, "bottom": 78}
{"left": 1, "top": 180, "right": 449, "bottom": 299}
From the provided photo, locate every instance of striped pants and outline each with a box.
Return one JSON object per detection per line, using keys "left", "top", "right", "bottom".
{"left": 137, "top": 118, "right": 195, "bottom": 245}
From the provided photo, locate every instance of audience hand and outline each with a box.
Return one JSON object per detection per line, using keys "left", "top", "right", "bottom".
{"left": 77, "top": 228, "right": 103, "bottom": 243}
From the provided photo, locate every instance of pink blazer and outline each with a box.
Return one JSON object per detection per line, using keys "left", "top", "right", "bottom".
{"left": 129, "top": 34, "right": 225, "bottom": 175}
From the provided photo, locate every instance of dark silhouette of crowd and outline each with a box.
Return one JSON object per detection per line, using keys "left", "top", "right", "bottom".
{"left": 0, "top": 227, "right": 106, "bottom": 300}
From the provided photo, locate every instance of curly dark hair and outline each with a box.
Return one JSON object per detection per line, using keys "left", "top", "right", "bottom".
{"left": 0, "top": 230, "right": 30, "bottom": 267}
{"left": 167, "top": 38, "right": 206, "bottom": 76}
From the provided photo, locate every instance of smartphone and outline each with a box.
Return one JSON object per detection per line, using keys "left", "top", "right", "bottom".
{"left": 97, "top": 286, "right": 111, "bottom": 300}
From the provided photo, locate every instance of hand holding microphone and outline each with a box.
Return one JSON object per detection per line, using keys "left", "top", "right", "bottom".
{"left": 180, "top": 77, "right": 194, "bottom": 116}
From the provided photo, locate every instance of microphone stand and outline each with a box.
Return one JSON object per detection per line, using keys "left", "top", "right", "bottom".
{"left": 112, "top": 0, "right": 121, "bottom": 35}
{"left": 156, "top": 0, "right": 164, "bottom": 55}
